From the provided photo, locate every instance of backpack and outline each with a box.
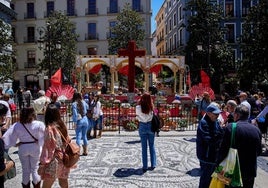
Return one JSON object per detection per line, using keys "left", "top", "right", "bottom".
{"left": 57, "top": 129, "right": 80, "bottom": 168}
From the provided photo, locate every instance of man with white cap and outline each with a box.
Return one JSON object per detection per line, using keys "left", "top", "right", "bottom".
{"left": 33, "top": 90, "right": 50, "bottom": 122}
{"left": 196, "top": 104, "right": 224, "bottom": 188}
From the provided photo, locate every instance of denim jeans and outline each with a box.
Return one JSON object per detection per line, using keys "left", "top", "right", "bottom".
{"left": 139, "top": 121, "right": 156, "bottom": 169}
{"left": 87, "top": 117, "right": 93, "bottom": 131}
{"left": 75, "top": 116, "right": 88, "bottom": 146}
{"left": 92, "top": 115, "right": 103, "bottom": 130}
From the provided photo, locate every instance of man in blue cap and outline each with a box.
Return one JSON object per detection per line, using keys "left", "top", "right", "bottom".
{"left": 196, "top": 104, "right": 224, "bottom": 188}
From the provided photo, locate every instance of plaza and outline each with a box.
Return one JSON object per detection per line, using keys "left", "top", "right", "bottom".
{"left": 4, "top": 130, "right": 268, "bottom": 188}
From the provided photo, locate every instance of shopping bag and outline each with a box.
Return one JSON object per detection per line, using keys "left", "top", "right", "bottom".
{"left": 209, "top": 177, "right": 225, "bottom": 188}
{"left": 211, "top": 123, "right": 243, "bottom": 187}
{"left": 211, "top": 148, "right": 242, "bottom": 186}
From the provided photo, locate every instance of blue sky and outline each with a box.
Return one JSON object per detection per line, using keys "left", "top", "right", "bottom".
{"left": 151, "top": 0, "right": 164, "bottom": 32}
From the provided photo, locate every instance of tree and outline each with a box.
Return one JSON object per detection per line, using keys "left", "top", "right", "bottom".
{"left": 185, "top": 0, "right": 233, "bottom": 93}
{"left": 38, "top": 11, "right": 78, "bottom": 83}
{"left": 0, "top": 19, "right": 16, "bottom": 83}
{"left": 239, "top": 0, "right": 268, "bottom": 91}
{"left": 108, "top": 3, "right": 145, "bottom": 54}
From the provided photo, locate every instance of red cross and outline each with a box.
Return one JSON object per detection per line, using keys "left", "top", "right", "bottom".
{"left": 118, "top": 40, "right": 146, "bottom": 93}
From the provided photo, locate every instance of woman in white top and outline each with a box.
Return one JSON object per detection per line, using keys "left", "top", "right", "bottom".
{"left": 135, "top": 93, "right": 156, "bottom": 172}
{"left": 3, "top": 107, "right": 45, "bottom": 187}
{"left": 92, "top": 95, "right": 103, "bottom": 138}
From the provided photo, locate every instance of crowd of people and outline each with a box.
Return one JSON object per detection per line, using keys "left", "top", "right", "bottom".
{"left": 0, "top": 83, "right": 268, "bottom": 187}
{"left": 0, "top": 85, "right": 107, "bottom": 187}
{"left": 195, "top": 90, "right": 267, "bottom": 188}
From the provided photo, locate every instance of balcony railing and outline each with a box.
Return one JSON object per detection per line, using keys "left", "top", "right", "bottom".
{"left": 23, "top": 36, "right": 36, "bottom": 43}
{"left": 85, "top": 33, "right": 99, "bottom": 40}
{"left": 85, "top": 8, "right": 99, "bottom": 15}
{"left": 24, "top": 61, "right": 37, "bottom": 68}
{"left": 107, "top": 6, "right": 120, "bottom": 14}
{"left": 64, "top": 9, "right": 77, "bottom": 17}
{"left": 24, "top": 12, "right": 36, "bottom": 19}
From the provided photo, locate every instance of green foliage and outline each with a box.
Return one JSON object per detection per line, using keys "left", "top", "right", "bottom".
{"left": 185, "top": 0, "right": 233, "bottom": 93}
{"left": 108, "top": 3, "right": 145, "bottom": 54}
{"left": 239, "top": 0, "right": 268, "bottom": 87}
{"left": 0, "top": 19, "right": 16, "bottom": 82}
{"left": 38, "top": 11, "right": 78, "bottom": 81}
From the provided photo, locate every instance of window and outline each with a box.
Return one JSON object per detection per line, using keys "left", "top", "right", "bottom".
{"left": 88, "top": 47, "right": 97, "bottom": 55}
{"left": 88, "top": 0, "right": 97, "bottom": 14}
{"left": 67, "top": 0, "right": 75, "bottom": 16}
{"left": 109, "top": 0, "right": 118, "bottom": 13}
{"left": 109, "top": 21, "right": 116, "bottom": 38}
{"left": 27, "top": 27, "right": 35, "bottom": 43}
{"left": 174, "top": 33, "right": 177, "bottom": 49}
{"left": 225, "top": 24, "right": 235, "bottom": 43}
{"left": 47, "top": 1, "right": 54, "bottom": 17}
{"left": 169, "top": 19, "right": 172, "bottom": 31}
{"left": 179, "top": 29, "right": 183, "bottom": 45}
{"left": 173, "top": 13, "right": 177, "bottom": 26}
{"left": 27, "top": 3, "right": 35, "bottom": 18}
{"left": 27, "top": 50, "right": 36, "bottom": 68}
{"left": 242, "top": 0, "right": 251, "bottom": 17}
{"left": 225, "top": 0, "right": 234, "bottom": 17}
{"left": 132, "top": 0, "right": 141, "bottom": 12}
{"left": 179, "top": 6, "right": 182, "bottom": 20}
{"left": 169, "top": 38, "right": 172, "bottom": 52}
{"left": 87, "top": 23, "right": 97, "bottom": 40}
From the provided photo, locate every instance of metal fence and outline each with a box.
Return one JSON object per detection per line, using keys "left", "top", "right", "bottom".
{"left": 11, "top": 99, "right": 199, "bottom": 132}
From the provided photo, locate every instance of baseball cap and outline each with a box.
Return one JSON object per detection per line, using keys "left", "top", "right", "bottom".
{"left": 206, "top": 104, "right": 222, "bottom": 114}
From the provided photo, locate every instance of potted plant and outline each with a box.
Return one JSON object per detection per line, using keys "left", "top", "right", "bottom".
{"left": 125, "top": 120, "right": 138, "bottom": 131}
{"left": 177, "top": 118, "right": 187, "bottom": 130}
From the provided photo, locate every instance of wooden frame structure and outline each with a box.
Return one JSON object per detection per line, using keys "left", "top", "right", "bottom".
{"left": 75, "top": 55, "right": 186, "bottom": 94}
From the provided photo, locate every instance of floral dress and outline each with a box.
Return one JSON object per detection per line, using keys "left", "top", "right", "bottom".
{"left": 38, "top": 124, "right": 70, "bottom": 179}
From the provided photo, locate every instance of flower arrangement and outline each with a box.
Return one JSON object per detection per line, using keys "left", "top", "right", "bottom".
{"left": 124, "top": 120, "right": 138, "bottom": 131}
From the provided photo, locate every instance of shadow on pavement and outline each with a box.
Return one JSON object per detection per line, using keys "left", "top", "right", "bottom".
{"left": 183, "top": 137, "right": 196, "bottom": 142}
{"left": 125, "top": 140, "right": 141, "bottom": 144}
{"left": 186, "top": 168, "right": 201, "bottom": 177}
{"left": 113, "top": 168, "right": 145, "bottom": 177}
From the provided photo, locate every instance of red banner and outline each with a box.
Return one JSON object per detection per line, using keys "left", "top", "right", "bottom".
{"left": 89, "top": 64, "right": 102, "bottom": 74}
{"left": 150, "top": 64, "right": 162, "bottom": 75}
{"left": 118, "top": 65, "right": 129, "bottom": 76}
{"left": 51, "top": 68, "right": 62, "bottom": 86}
{"left": 200, "top": 70, "right": 210, "bottom": 88}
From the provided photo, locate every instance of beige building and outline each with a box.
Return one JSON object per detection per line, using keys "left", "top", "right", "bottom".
{"left": 155, "top": 3, "right": 165, "bottom": 56}
{"left": 11, "top": 0, "right": 152, "bottom": 90}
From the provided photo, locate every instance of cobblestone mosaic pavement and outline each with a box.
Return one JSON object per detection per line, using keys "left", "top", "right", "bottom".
{"left": 4, "top": 131, "right": 268, "bottom": 188}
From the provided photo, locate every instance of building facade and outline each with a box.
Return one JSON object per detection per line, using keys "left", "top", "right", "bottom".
{"left": 10, "top": 0, "right": 152, "bottom": 90}
{"left": 155, "top": 3, "right": 166, "bottom": 56}
{"left": 154, "top": 0, "right": 259, "bottom": 76}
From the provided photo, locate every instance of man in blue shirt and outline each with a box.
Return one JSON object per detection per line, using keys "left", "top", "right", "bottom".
{"left": 196, "top": 104, "right": 224, "bottom": 188}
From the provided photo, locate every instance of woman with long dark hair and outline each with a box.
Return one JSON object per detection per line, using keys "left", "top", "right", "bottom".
{"left": 3, "top": 107, "right": 45, "bottom": 188}
{"left": 72, "top": 92, "right": 89, "bottom": 155}
{"left": 136, "top": 93, "right": 156, "bottom": 172}
{"left": 38, "top": 104, "right": 71, "bottom": 188}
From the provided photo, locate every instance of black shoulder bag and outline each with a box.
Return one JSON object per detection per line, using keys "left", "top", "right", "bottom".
{"left": 18, "top": 123, "right": 38, "bottom": 145}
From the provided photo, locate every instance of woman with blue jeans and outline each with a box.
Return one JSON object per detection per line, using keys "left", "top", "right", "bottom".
{"left": 136, "top": 93, "right": 156, "bottom": 172}
{"left": 72, "top": 92, "right": 89, "bottom": 155}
